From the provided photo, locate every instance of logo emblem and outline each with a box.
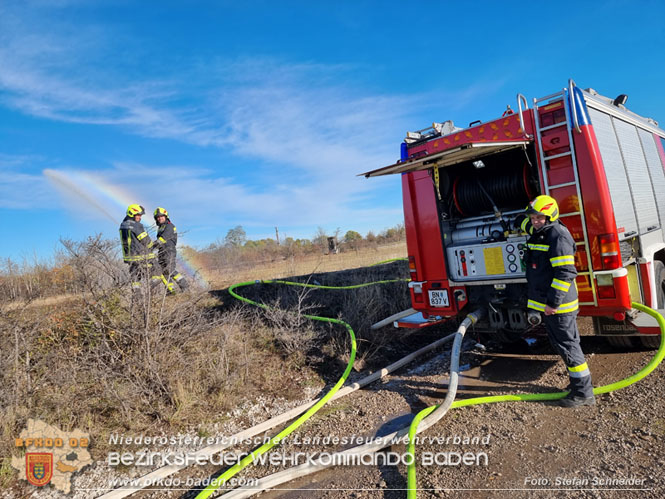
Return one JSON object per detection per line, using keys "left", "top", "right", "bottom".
{"left": 26, "top": 453, "right": 53, "bottom": 487}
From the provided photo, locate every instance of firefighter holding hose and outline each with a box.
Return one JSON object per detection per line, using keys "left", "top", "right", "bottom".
{"left": 153, "top": 207, "right": 189, "bottom": 292}
{"left": 119, "top": 204, "right": 172, "bottom": 292}
{"left": 120, "top": 204, "right": 165, "bottom": 291}
{"left": 520, "top": 195, "right": 595, "bottom": 408}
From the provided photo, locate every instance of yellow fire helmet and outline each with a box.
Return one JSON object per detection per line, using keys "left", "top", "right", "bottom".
{"left": 153, "top": 207, "right": 169, "bottom": 220}
{"left": 126, "top": 204, "right": 145, "bottom": 217}
{"left": 526, "top": 195, "right": 559, "bottom": 221}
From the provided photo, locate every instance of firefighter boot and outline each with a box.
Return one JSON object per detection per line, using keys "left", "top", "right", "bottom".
{"left": 559, "top": 376, "right": 595, "bottom": 407}
{"left": 173, "top": 272, "right": 189, "bottom": 291}
{"left": 558, "top": 393, "right": 596, "bottom": 408}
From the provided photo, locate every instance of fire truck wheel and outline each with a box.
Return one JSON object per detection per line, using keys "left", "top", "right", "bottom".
{"left": 640, "top": 260, "right": 665, "bottom": 349}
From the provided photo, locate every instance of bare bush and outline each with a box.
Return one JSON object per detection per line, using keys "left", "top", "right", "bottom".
{"left": 0, "top": 237, "right": 310, "bottom": 467}
{"left": 0, "top": 232, "right": 410, "bottom": 488}
{"left": 234, "top": 261, "right": 411, "bottom": 368}
{"left": 0, "top": 235, "right": 124, "bottom": 303}
{"left": 261, "top": 291, "right": 321, "bottom": 364}
{"left": 59, "top": 236, "right": 126, "bottom": 291}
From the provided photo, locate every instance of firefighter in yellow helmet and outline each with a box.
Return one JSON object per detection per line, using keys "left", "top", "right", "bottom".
{"left": 521, "top": 195, "right": 594, "bottom": 407}
{"left": 153, "top": 207, "right": 188, "bottom": 291}
{"left": 119, "top": 204, "right": 170, "bottom": 292}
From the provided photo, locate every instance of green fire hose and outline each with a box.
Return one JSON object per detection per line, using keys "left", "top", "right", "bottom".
{"left": 196, "top": 272, "right": 664, "bottom": 499}
{"left": 195, "top": 277, "right": 407, "bottom": 498}
{"left": 406, "top": 301, "right": 665, "bottom": 498}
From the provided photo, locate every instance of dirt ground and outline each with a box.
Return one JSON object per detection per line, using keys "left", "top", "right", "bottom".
{"left": 13, "top": 324, "right": 664, "bottom": 498}
{"left": 245, "top": 334, "right": 665, "bottom": 498}
{"left": 8, "top": 258, "right": 665, "bottom": 498}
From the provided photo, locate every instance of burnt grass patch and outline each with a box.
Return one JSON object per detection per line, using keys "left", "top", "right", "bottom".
{"left": 209, "top": 260, "right": 460, "bottom": 372}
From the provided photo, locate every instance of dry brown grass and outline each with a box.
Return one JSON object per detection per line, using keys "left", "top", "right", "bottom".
{"left": 208, "top": 242, "right": 406, "bottom": 288}
{"left": 0, "top": 240, "right": 412, "bottom": 492}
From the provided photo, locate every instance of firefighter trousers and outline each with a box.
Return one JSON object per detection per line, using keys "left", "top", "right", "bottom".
{"left": 159, "top": 253, "right": 189, "bottom": 291}
{"left": 543, "top": 312, "right": 594, "bottom": 398}
{"left": 128, "top": 260, "right": 172, "bottom": 292}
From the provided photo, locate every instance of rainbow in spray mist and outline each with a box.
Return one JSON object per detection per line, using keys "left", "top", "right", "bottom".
{"left": 43, "top": 169, "right": 210, "bottom": 288}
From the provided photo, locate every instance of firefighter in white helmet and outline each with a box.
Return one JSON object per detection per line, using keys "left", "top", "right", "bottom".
{"left": 521, "top": 195, "right": 595, "bottom": 407}
{"left": 153, "top": 207, "right": 188, "bottom": 291}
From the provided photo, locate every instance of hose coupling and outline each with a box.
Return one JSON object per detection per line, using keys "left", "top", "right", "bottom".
{"left": 527, "top": 310, "right": 542, "bottom": 326}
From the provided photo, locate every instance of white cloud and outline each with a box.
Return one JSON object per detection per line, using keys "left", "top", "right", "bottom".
{"left": 35, "top": 160, "right": 403, "bottom": 250}
{"left": 0, "top": 3, "right": 499, "bottom": 248}
{"left": 0, "top": 155, "right": 55, "bottom": 209}
{"left": 0, "top": 3, "right": 495, "bottom": 173}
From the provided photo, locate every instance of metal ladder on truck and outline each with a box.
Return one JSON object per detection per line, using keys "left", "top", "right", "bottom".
{"left": 530, "top": 80, "right": 598, "bottom": 307}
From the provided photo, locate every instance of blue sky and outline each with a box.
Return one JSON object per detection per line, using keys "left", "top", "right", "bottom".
{"left": 1, "top": 0, "right": 664, "bottom": 261}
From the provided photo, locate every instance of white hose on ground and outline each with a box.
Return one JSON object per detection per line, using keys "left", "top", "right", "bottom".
{"left": 410, "top": 309, "right": 484, "bottom": 434}
{"left": 370, "top": 308, "right": 417, "bottom": 329}
{"left": 99, "top": 330, "right": 459, "bottom": 498}
{"left": 222, "top": 309, "right": 485, "bottom": 498}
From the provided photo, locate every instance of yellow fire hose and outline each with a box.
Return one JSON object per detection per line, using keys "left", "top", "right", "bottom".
{"left": 195, "top": 270, "right": 664, "bottom": 499}
{"left": 217, "top": 302, "right": 664, "bottom": 499}
{"left": 194, "top": 277, "right": 407, "bottom": 498}
{"left": 406, "top": 301, "right": 665, "bottom": 497}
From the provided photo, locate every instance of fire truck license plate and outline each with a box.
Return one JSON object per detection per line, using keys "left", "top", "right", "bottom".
{"left": 428, "top": 290, "right": 449, "bottom": 307}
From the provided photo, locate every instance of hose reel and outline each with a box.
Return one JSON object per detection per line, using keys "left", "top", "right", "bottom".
{"left": 451, "top": 162, "right": 535, "bottom": 217}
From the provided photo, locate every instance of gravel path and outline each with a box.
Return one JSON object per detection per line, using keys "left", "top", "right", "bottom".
{"left": 10, "top": 332, "right": 663, "bottom": 499}
{"left": 175, "top": 335, "right": 665, "bottom": 498}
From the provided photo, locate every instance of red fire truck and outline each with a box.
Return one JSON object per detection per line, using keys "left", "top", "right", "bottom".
{"left": 364, "top": 80, "right": 665, "bottom": 348}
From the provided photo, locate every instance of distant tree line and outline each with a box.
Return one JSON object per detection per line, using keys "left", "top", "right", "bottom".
{"left": 0, "top": 224, "right": 405, "bottom": 302}
{"left": 188, "top": 223, "right": 405, "bottom": 272}
{"left": 0, "top": 254, "right": 79, "bottom": 302}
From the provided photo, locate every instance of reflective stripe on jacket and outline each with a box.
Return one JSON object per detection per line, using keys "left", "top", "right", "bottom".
{"left": 119, "top": 216, "right": 155, "bottom": 262}
{"left": 523, "top": 219, "right": 578, "bottom": 314}
{"left": 155, "top": 220, "right": 177, "bottom": 259}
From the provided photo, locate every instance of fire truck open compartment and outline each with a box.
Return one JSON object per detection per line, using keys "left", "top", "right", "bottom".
{"left": 363, "top": 80, "right": 665, "bottom": 344}
{"left": 432, "top": 143, "right": 539, "bottom": 220}
{"left": 436, "top": 143, "right": 538, "bottom": 288}
{"left": 422, "top": 142, "right": 542, "bottom": 332}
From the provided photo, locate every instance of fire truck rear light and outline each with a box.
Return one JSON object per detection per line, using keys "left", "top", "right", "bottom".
{"left": 596, "top": 282, "right": 616, "bottom": 299}
{"left": 601, "top": 255, "right": 619, "bottom": 269}
{"left": 408, "top": 256, "right": 418, "bottom": 280}
{"left": 598, "top": 233, "right": 620, "bottom": 269}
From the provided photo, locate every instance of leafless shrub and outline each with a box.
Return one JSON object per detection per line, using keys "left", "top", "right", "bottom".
{"left": 0, "top": 235, "right": 124, "bottom": 303}
{"left": 0, "top": 233, "right": 410, "bottom": 486}
{"left": 261, "top": 296, "right": 321, "bottom": 364}
{"left": 234, "top": 261, "right": 411, "bottom": 368}
{"left": 0, "top": 236, "right": 299, "bottom": 464}
{"left": 284, "top": 263, "right": 412, "bottom": 366}
{"left": 59, "top": 236, "right": 126, "bottom": 291}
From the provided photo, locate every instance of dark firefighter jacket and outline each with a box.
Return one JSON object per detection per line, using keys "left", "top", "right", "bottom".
{"left": 520, "top": 217, "right": 579, "bottom": 314}
{"left": 155, "top": 220, "right": 177, "bottom": 261}
{"left": 119, "top": 216, "right": 155, "bottom": 263}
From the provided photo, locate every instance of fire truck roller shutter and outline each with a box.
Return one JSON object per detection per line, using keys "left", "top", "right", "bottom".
{"left": 637, "top": 129, "right": 665, "bottom": 231}
{"left": 452, "top": 162, "right": 534, "bottom": 217}
{"left": 587, "top": 108, "right": 663, "bottom": 237}
{"left": 613, "top": 119, "right": 659, "bottom": 234}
